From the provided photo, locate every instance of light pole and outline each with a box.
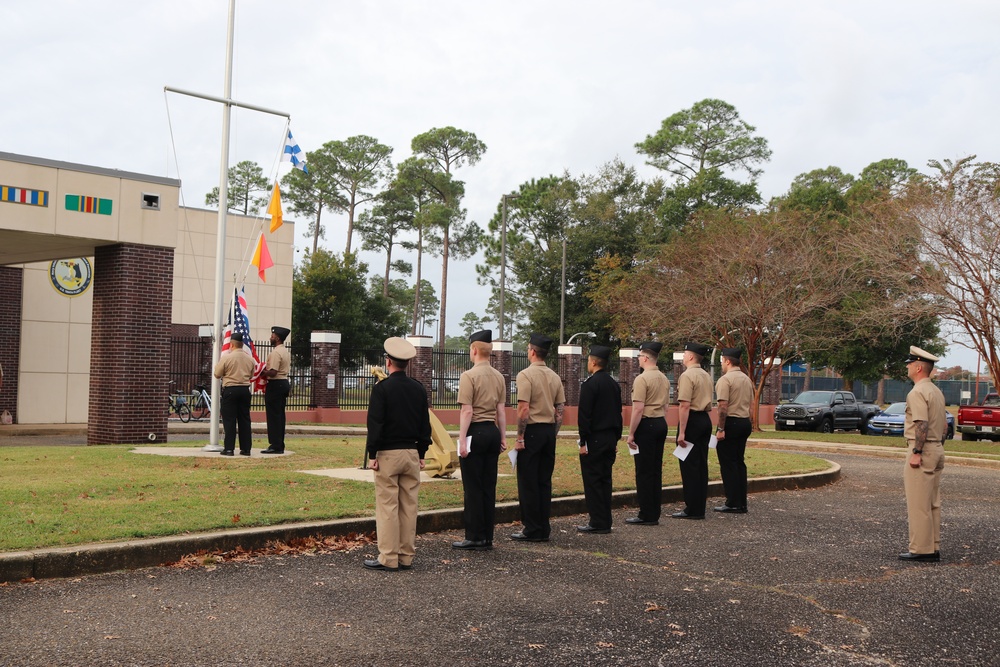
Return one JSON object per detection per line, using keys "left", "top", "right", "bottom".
{"left": 560, "top": 236, "right": 567, "bottom": 343}
{"left": 566, "top": 331, "right": 596, "bottom": 345}
{"left": 500, "top": 193, "right": 517, "bottom": 340}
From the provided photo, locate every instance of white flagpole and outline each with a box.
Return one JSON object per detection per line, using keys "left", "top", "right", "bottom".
{"left": 163, "top": 1, "right": 290, "bottom": 451}
{"left": 204, "top": 0, "right": 238, "bottom": 451}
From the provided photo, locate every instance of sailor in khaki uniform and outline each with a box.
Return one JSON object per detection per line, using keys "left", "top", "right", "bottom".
{"left": 453, "top": 329, "right": 507, "bottom": 551}
{"left": 213, "top": 332, "right": 256, "bottom": 456}
{"left": 899, "top": 346, "right": 947, "bottom": 562}
{"left": 713, "top": 347, "right": 754, "bottom": 513}
{"left": 261, "top": 326, "right": 291, "bottom": 454}
{"left": 673, "top": 342, "right": 713, "bottom": 519}
{"left": 511, "top": 333, "right": 565, "bottom": 542}
{"left": 625, "top": 341, "right": 670, "bottom": 525}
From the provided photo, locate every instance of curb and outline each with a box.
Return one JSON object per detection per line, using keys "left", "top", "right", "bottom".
{"left": 0, "top": 460, "right": 840, "bottom": 583}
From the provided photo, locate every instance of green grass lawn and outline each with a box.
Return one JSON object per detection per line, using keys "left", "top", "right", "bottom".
{"left": 0, "top": 437, "right": 829, "bottom": 553}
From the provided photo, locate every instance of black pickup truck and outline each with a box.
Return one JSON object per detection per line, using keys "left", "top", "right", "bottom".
{"left": 774, "top": 390, "right": 881, "bottom": 434}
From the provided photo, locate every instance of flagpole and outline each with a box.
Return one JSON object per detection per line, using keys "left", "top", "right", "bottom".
{"left": 164, "top": 0, "right": 291, "bottom": 451}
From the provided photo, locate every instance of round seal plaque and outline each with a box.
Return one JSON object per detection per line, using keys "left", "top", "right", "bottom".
{"left": 49, "top": 257, "right": 93, "bottom": 297}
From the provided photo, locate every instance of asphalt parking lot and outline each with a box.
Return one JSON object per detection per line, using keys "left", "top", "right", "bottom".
{"left": 1, "top": 452, "right": 997, "bottom": 666}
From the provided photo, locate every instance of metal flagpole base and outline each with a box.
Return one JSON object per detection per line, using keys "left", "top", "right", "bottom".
{"left": 202, "top": 443, "right": 224, "bottom": 452}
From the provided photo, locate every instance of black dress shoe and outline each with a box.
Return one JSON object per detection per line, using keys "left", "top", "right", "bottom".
{"left": 625, "top": 517, "right": 659, "bottom": 525}
{"left": 220, "top": 450, "right": 234, "bottom": 456}
{"left": 363, "top": 558, "right": 398, "bottom": 571}
{"left": 898, "top": 551, "right": 940, "bottom": 562}
{"left": 239, "top": 451, "right": 251, "bottom": 456}
{"left": 576, "top": 525, "right": 612, "bottom": 534}
{"left": 510, "top": 532, "right": 548, "bottom": 542}
{"left": 713, "top": 505, "right": 748, "bottom": 514}
{"left": 452, "top": 539, "right": 490, "bottom": 550}
{"left": 398, "top": 563, "right": 413, "bottom": 570}
{"left": 671, "top": 511, "right": 705, "bottom": 520}
{"left": 261, "top": 447, "right": 284, "bottom": 454}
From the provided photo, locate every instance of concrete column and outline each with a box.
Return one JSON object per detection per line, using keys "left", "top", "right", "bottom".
{"left": 408, "top": 335, "right": 434, "bottom": 404}
{"left": 492, "top": 340, "right": 513, "bottom": 406}
{"left": 311, "top": 331, "right": 342, "bottom": 409}
{"left": 618, "top": 348, "right": 639, "bottom": 405}
{"left": 0, "top": 266, "right": 23, "bottom": 423}
{"left": 88, "top": 243, "right": 173, "bottom": 444}
{"left": 558, "top": 344, "right": 582, "bottom": 406}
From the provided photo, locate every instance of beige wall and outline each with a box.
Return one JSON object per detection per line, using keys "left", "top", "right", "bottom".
{"left": 5, "top": 157, "right": 294, "bottom": 424}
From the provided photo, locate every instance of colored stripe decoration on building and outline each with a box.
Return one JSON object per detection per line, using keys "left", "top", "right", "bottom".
{"left": 1, "top": 185, "right": 49, "bottom": 207}
{"left": 65, "top": 194, "right": 113, "bottom": 215}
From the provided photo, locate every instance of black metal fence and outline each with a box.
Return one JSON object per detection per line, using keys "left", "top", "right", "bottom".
{"left": 169, "top": 338, "right": 315, "bottom": 411}
{"left": 780, "top": 375, "right": 996, "bottom": 406}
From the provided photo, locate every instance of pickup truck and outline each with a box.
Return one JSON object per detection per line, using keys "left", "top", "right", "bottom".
{"left": 957, "top": 393, "right": 1000, "bottom": 441}
{"left": 774, "top": 390, "right": 881, "bottom": 434}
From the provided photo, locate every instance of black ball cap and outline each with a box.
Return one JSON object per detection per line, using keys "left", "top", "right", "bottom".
{"left": 271, "top": 326, "right": 290, "bottom": 341}
{"left": 720, "top": 347, "right": 742, "bottom": 359}
{"left": 230, "top": 332, "right": 244, "bottom": 343}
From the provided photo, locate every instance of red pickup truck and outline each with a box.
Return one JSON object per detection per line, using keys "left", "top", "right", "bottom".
{"left": 957, "top": 393, "right": 1000, "bottom": 441}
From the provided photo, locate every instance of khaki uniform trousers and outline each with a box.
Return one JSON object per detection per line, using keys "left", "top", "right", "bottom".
{"left": 903, "top": 440, "right": 945, "bottom": 554}
{"left": 374, "top": 449, "right": 421, "bottom": 568}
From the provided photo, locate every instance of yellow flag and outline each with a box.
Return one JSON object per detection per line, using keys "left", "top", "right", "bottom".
{"left": 268, "top": 182, "right": 283, "bottom": 233}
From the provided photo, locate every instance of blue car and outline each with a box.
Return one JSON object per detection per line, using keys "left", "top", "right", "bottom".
{"left": 867, "top": 402, "right": 954, "bottom": 439}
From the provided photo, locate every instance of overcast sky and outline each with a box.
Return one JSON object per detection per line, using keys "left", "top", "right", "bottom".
{"left": 5, "top": 0, "right": 999, "bottom": 369}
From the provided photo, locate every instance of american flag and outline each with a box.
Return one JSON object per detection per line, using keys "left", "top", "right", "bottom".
{"left": 222, "top": 286, "right": 267, "bottom": 392}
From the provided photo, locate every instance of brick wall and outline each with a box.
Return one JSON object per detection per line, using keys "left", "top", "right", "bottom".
{"left": 558, "top": 345, "right": 581, "bottom": 406}
{"left": 0, "top": 266, "right": 23, "bottom": 422}
{"left": 311, "top": 332, "right": 341, "bottom": 409}
{"left": 491, "top": 342, "right": 513, "bottom": 406}
{"left": 88, "top": 243, "right": 174, "bottom": 444}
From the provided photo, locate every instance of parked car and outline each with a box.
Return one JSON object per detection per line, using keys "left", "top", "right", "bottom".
{"left": 957, "top": 393, "right": 1000, "bottom": 441}
{"left": 774, "top": 390, "right": 881, "bottom": 433}
{"left": 867, "top": 402, "right": 954, "bottom": 440}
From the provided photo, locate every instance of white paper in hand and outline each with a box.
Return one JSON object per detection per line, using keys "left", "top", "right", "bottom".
{"left": 629, "top": 443, "right": 640, "bottom": 456}
{"left": 508, "top": 447, "right": 518, "bottom": 469}
{"left": 709, "top": 435, "right": 718, "bottom": 449}
{"left": 673, "top": 442, "right": 692, "bottom": 461}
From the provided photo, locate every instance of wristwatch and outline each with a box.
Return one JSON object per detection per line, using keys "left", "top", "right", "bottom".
{"left": 912, "top": 448, "right": 923, "bottom": 455}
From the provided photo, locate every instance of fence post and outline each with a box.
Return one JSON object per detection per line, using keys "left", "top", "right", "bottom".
{"left": 311, "top": 331, "right": 341, "bottom": 409}
{"left": 408, "top": 335, "right": 434, "bottom": 404}
{"left": 492, "top": 340, "right": 514, "bottom": 406}
{"left": 618, "top": 348, "right": 639, "bottom": 405}
{"left": 558, "top": 344, "right": 582, "bottom": 407}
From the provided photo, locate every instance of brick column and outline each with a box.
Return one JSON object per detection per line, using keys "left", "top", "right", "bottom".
{"left": 618, "top": 348, "right": 639, "bottom": 405}
{"left": 558, "top": 344, "right": 582, "bottom": 406}
{"left": 311, "top": 331, "right": 341, "bottom": 409}
{"left": 761, "top": 357, "right": 782, "bottom": 406}
{"left": 408, "top": 335, "right": 434, "bottom": 404}
{"left": 492, "top": 340, "right": 513, "bottom": 406}
{"left": 671, "top": 351, "right": 686, "bottom": 404}
{"left": 0, "top": 266, "right": 23, "bottom": 423}
{"left": 88, "top": 243, "right": 173, "bottom": 444}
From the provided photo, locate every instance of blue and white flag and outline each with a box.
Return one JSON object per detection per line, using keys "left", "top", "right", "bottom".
{"left": 282, "top": 129, "right": 308, "bottom": 173}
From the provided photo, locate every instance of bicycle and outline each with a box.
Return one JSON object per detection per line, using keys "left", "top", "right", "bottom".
{"left": 189, "top": 384, "right": 212, "bottom": 421}
{"left": 167, "top": 383, "right": 191, "bottom": 423}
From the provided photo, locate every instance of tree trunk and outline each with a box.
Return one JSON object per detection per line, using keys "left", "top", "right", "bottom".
{"left": 803, "top": 362, "right": 812, "bottom": 392}
{"left": 382, "top": 244, "right": 392, "bottom": 298}
{"left": 412, "top": 228, "right": 423, "bottom": 335}
{"left": 876, "top": 377, "right": 885, "bottom": 405}
{"left": 438, "top": 227, "right": 450, "bottom": 350}
{"left": 312, "top": 207, "right": 323, "bottom": 255}
{"left": 345, "top": 197, "right": 356, "bottom": 254}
